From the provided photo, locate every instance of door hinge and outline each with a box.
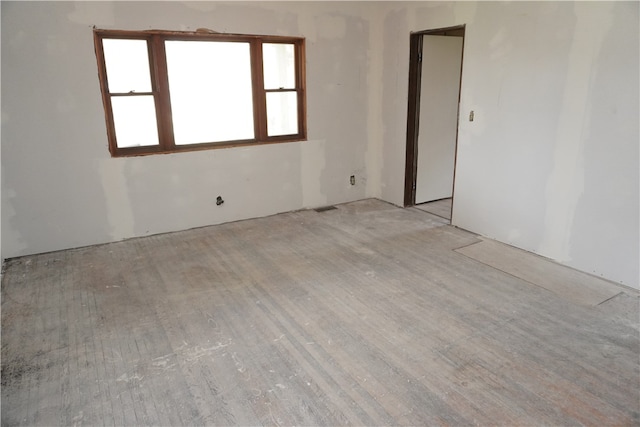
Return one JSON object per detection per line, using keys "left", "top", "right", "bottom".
{"left": 418, "top": 52, "right": 422, "bottom": 62}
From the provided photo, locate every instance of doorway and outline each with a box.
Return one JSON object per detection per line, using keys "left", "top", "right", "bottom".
{"left": 403, "top": 26, "right": 465, "bottom": 221}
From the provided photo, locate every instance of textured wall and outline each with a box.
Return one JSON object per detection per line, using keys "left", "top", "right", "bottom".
{"left": 3, "top": 1, "right": 638, "bottom": 289}
{"left": 378, "top": 1, "right": 639, "bottom": 288}
{"left": 1, "top": 1, "right": 374, "bottom": 258}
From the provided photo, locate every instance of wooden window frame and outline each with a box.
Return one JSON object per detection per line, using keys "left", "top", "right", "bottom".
{"left": 93, "top": 29, "right": 307, "bottom": 157}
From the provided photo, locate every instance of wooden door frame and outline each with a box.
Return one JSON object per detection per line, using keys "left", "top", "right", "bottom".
{"left": 403, "top": 25, "right": 466, "bottom": 207}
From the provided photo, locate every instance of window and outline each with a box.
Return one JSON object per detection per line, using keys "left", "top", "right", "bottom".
{"left": 93, "top": 29, "right": 306, "bottom": 157}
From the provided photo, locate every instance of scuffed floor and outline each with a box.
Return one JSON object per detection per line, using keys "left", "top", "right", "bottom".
{"left": 2, "top": 199, "right": 638, "bottom": 425}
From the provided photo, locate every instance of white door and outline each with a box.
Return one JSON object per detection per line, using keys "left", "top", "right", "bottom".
{"left": 415, "top": 35, "right": 463, "bottom": 204}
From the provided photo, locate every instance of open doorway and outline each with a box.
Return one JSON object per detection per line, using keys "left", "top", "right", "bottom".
{"left": 403, "top": 25, "right": 465, "bottom": 222}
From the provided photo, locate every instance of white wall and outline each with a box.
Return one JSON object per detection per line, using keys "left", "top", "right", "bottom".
{"left": 3, "top": 1, "right": 638, "bottom": 290}
{"left": 1, "top": 1, "right": 377, "bottom": 258}
{"left": 415, "top": 35, "right": 462, "bottom": 204}
{"left": 378, "top": 1, "right": 639, "bottom": 289}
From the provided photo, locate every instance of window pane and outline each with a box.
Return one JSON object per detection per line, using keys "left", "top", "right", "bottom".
{"left": 266, "top": 92, "right": 298, "bottom": 136}
{"left": 111, "top": 96, "right": 159, "bottom": 148}
{"left": 102, "top": 39, "right": 152, "bottom": 93}
{"left": 263, "top": 43, "right": 295, "bottom": 90}
{"left": 165, "top": 41, "right": 254, "bottom": 145}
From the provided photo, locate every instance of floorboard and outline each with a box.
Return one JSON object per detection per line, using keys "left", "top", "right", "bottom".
{"left": 415, "top": 198, "right": 452, "bottom": 220}
{"left": 2, "top": 199, "right": 638, "bottom": 426}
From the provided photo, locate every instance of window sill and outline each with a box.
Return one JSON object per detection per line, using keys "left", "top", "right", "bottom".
{"left": 111, "top": 136, "right": 308, "bottom": 157}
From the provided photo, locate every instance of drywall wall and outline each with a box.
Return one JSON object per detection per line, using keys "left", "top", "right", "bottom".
{"left": 3, "top": 1, "right": 638, "bottom": 290}
{"left": 379, "top": 1, "right": 639, "bottom": 288}
{"left": 415, "top": 35, "right": 462, "bottom": 204}
{"left": 1, "top": 1, "right": 374, "bottom": 258}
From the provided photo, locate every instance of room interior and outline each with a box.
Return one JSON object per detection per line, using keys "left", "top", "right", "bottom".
{"left": 1, "top": 1, "right": 638, "bottom": 425}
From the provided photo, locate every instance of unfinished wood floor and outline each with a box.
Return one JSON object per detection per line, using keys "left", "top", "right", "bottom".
{"left": 2, "top": 199, "right": 639, "bottom": 426}
{"left": 415, "top": 198, "right": 452, "bottom": 221}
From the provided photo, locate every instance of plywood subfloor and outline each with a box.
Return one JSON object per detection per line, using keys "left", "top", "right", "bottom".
{"left": 455, "top": 238, "right": 624, "bottom": 307}
{"left": 2, "top": 199, "right": 638, "bottom": 426}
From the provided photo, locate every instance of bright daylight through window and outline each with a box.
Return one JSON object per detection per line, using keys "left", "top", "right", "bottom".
{"left": 94, "top": 29, "right": 306, "bottom": 157}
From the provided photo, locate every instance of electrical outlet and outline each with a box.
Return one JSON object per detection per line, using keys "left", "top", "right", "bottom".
{"left": 350, "top": 175, "right": 356, "bottom": 185}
